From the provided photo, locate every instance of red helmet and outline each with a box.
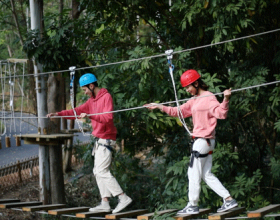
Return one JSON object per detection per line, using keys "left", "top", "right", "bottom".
{"left": 180, "top": 69, "right": 201, "bottom": 87}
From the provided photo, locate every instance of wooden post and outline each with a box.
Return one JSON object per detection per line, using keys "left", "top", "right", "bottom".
{"left": 39, "top": 145, "right": 50, "bottom": 204}
{"left": 15, "top": 136, "right": 21, "bottom": 146}
{"left": 0, "top": 139, "right": 2, "bottom": 149}
{"left": 63, "top": 138, "right": 73, "bottom": 173}
{"left": 5, "top": 136, "right": 11, "bottom": 148}
{"left": 49, "top": 144, "right": 66, "bottom": 204}
{"left": 17, "top": 160, "right": 22, "bottom": 183}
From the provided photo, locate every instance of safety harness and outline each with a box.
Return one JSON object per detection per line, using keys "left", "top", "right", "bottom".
{"left": 93, "top": 137, "right": 114, "bottom": 152}
{"left": 189, "top": 137, "right": 213, "bottom": 168}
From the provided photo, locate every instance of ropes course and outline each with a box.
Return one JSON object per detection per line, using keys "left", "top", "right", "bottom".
{"left": 0, "top": 28, "right": 279, "bottom": 136}
{"left": 0, "top": 60, "right": 35, "bottom": 148}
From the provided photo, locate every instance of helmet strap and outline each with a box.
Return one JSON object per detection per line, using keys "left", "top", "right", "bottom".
{"left": 86, "top": 84, "right": 95, "bottom": 97}
{"left": 192, "top": 83, "right": 199, "bottom": 95}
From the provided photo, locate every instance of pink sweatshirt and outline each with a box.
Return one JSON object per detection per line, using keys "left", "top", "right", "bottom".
{"left": 162, "top": 91, "right": 229, "bottom": 139}
{"left": 57, "top": 88, "right": 117, "bottom": 140}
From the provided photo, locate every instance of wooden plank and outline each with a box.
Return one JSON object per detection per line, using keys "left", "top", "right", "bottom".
{"left": 0, "top": 199, "right": 20, "bottom": 204}
{"left": 7, "top": 58, "right": 29, "bottom": 63}
{"left": 0, "top": 201, "right": 42, "bottom": 209}
{"left": 48, "top": 207, "right": 90, "bottom": 215}
{"left": 137, "top": 209, "right": 178, "bottom": 220}
{"left": 19, "top": 134, "right": 74, "bottom": 139}
{"left": 208, "top": 207, "right": 246, "bottom": 220}
{"left": 22, "top": 204, "right": 67, "bottom": 212}
{"left": 247, "top": 204, "right": 280, "bottom": 218}
{"left": 106, "top": 209, "right": 149, "bottom": 219}
{"left": 76, "top": 210, "right": 111, "bottom": 218}
{"left": 173, "top": 208, "right": 211, "bottom": 220}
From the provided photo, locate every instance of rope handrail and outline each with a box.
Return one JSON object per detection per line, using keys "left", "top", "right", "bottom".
{"left": 0, "top": 79, "right": 279, "bottom": 119}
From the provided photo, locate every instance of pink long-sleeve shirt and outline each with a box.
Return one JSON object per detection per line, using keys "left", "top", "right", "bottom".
{"left": 57, "top": 88, "right": 117, "bottom": 140}
{"left": 162, "top": 91, "right": 229, "bottom": 139}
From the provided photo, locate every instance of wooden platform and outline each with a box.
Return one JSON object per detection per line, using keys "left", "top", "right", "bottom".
{"left": 106, "top": 209, "right": 148, "bottom": 219}
{"left": 48, "top": 206, "right": 90, "bottom": 215}
{"left": 247, "top": 204, "right": 280, "bottom": 218}
{"left": 76, "top": 210, "right": 111, "bottom": 218}
{"left": 0, "top": 201, "right": 42, "bottom": 209}
{"left": 0, "top": 199, "right": 21, "bottom": 204}
{"left": 137, "top": 209, "right": 177, "bottom": 220}
{"left": 1, "top": 200, "right": 280, "bottom": 220}
{"left": 174, "top": 208, "right": 211, "bottom": 220}
{"left": 208, "top": 207, "right": 246, "bottom": 220}
{"left": 19, "top": 133, "right": 74, "bottom": 145}
{"left": 22, "top": 204, "right": 67, "bottom": 212}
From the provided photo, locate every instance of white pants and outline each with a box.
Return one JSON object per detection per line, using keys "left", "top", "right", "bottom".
{"left": 92, "top": 138, "right": 123, "bottom": 198}
{"left": 188, "top": 138, "right": 230, "bottom": 206}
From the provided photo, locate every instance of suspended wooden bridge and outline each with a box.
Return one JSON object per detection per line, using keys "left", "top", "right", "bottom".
{"left": 1, "top": 199, "right": 280, "bottom": 219}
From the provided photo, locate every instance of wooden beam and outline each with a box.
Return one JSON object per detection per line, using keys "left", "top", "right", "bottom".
{"left": 106, "top": 209, "right": 149, "bottom": 219}
{"left": 7, "top": 58, "right": 28, "bottom": 63}
{"left": 208, "top": 207, "right": 246, "bottom": 220}
{"left": 173, "top": 208, "right": 211, "bottom": 220}
{"left": 76, "top": 211, "right": 111, "bottom": 218}
{"left": 0, "top": 199, "right": 20, "bottom": 204}
{"left": 137, "top": 209, "right": 178, "bottom": 220}
{"left": 48, "top": 207, "right": 90, "bottom": 215}
{"left": 0, "top": 201, "right": 42, "bottom": 209}
{"left": 247, "top": 204, "right": 280, "bottom": 218}
{"left": 22, "top": 204, "right": 67, "bottom": 212}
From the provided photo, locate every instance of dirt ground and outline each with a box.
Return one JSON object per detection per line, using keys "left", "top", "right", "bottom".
{"left": 0, "top": 179, "right": 40, "bottom": 220}
{"left": 0, "top": 168, "right": 100, "bottom": 220}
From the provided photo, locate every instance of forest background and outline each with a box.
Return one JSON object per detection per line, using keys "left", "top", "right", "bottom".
{"left": 0, "top": 0, "right": 280, "bottom": 216}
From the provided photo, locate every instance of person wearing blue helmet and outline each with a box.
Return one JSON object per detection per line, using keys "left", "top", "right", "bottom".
{"left": 47, "top": 73, "right": 132, "bottom": 213}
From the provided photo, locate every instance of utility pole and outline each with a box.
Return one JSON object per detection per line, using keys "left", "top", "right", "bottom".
{"left": 29, "top": 0, "right": 50, "bottom": 204}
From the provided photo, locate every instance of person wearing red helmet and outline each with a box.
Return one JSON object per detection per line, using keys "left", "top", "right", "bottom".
{"left": 145, "top": 69, "right": 237, "bottom": 214}
{"left": 47, "top": 73, "right": 132, "bottom": 213}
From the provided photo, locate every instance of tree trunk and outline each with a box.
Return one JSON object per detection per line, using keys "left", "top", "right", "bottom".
{"left": 47, "top": 73, "right": 60, "bottom": 133}
{"left": 10, "top": 0, "right": 24, "bottom": 46}
{"left": 71, "top": 0, "right": 81, "bottom": 19}
{"left": 7, "top": 45, "right": 13, "bottom": 57}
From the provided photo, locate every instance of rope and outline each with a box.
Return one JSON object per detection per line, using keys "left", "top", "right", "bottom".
{"left": 12, "top": 63, "right": 16, "bottom": 132}
{"left": 19, "top": 62, "right": 25, "bottom": 135}
{"left": 8, "top": 62, "right": 14, "bottom": 136}
{"left": 166, "top": 50, "right": 192, "bottom": 136}
{"left": 69, "top": 67, "right": 91, "bottom": 136}
{"left": 1, "top": 79, "right": 279, "bottom": 119}
{"left": 0, "top": 28, "right": 279, "bottom": 79}
{"left": 0, "top": 62, "right": 7, "bottom": 137}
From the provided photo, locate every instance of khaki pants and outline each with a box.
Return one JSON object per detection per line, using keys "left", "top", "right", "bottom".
{"left": 188, "top": 138, "right": 230, "bottom": 206}
{"left": 92, "top": 138, "right": 123, "bottom": 198}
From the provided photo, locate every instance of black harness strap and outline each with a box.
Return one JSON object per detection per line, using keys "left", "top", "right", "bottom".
{"left": 189, "top": 137, "right": 213, "bottom": 168}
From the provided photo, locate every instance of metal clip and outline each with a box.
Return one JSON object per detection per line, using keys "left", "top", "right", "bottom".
{"left": 165, "top": 49, "right": 173, "bottom": 60}
{"left": 69, "top": 66, "right": 76, "bottom": 89}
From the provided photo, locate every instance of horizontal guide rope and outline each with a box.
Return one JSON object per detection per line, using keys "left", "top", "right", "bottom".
{"left": 1, "top": 79, "right": 279, "bottom": 119}
{"left": 0, "top": 28, "right": 279, "bottom": 79}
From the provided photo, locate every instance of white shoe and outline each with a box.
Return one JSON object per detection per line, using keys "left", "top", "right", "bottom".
{"left": 89, "top": 200, "right": 111, "bottom": 212}
{"left": 217, "top": 199, "right": 238, "bottom": 212}
{"left": 112, "top": 194, "right": 132, "bottom": 213}
{"left": 177, "top": 202, "right": 199, "bottom": 215}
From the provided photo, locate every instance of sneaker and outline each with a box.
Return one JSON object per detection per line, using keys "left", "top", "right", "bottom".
{"left": 89, "top": 200, "right": 111, "bottom": 212}
{"left": 112, "top": 194, "right": 132, "bottom": 213}
{"left": 217, "top": 199, "right": 238, "bottom": 212}
{"left": 177, "top": 202, "right": 199, "bottom": 215}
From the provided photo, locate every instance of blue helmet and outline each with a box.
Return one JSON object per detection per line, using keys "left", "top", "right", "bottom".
{"left": 79, "top": 73, "right": 97, "bottom": 87}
